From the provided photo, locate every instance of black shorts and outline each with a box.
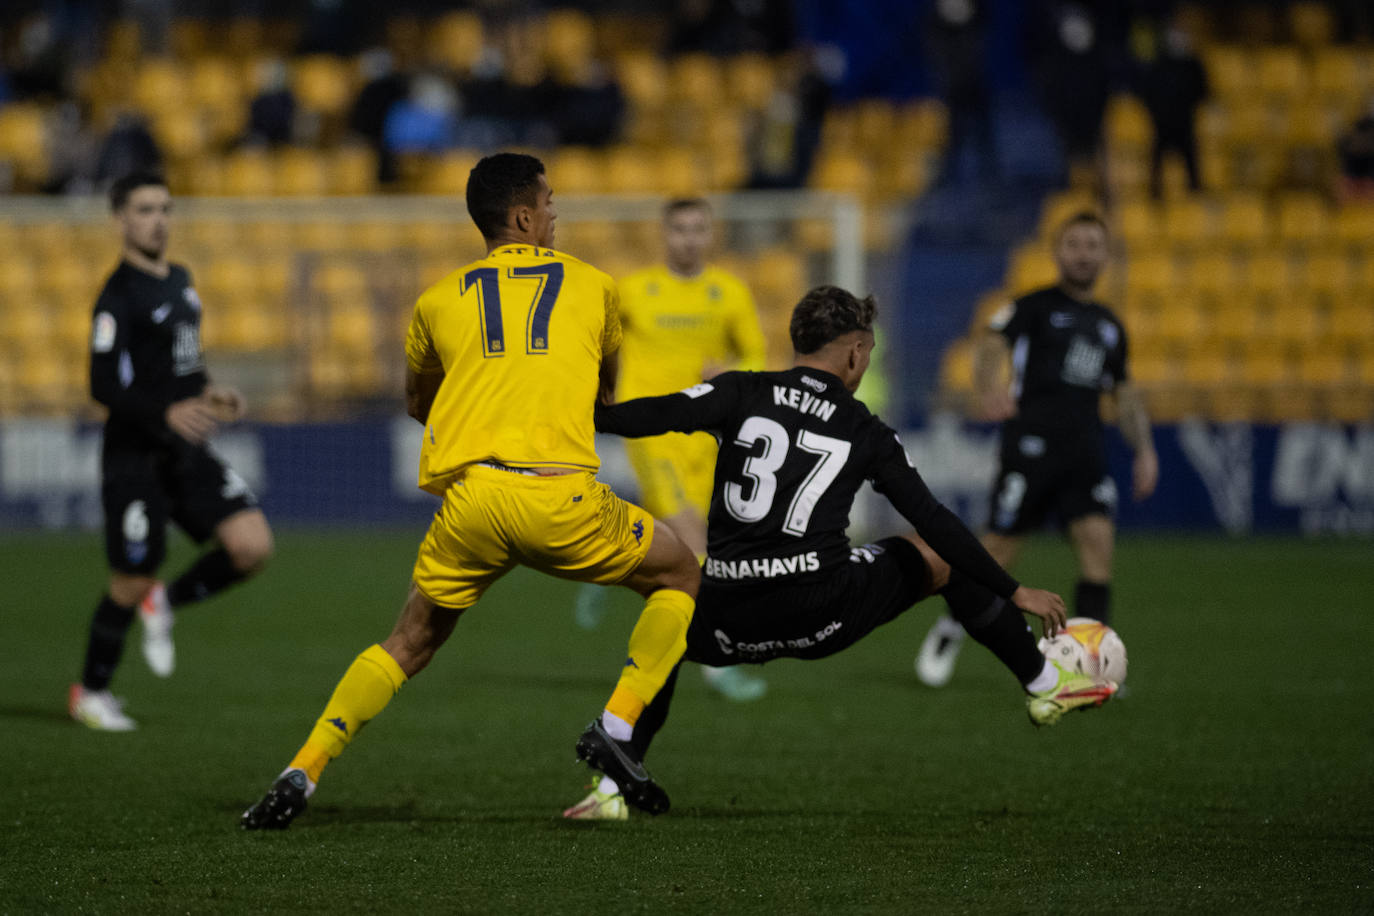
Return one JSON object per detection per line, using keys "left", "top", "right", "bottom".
{"left": 987, "top": 423, "right": 1117, "bottom": 535}
{"left": 685, "top": 537, "right": 933, "bottom": 667}
{"left": 102, "top": 441, "right": 257, "bottom": 574}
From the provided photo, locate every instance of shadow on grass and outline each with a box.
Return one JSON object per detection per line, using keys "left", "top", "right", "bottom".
{"left": 0, "top": 703, "right": 83, "bottom": 724}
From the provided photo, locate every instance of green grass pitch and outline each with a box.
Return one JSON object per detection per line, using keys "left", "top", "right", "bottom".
{"left": 1, "top": 530, "right": 1371, "bottom": 914}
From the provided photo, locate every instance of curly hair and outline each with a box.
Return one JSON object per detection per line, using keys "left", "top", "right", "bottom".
{"left": 789, "top": 286, "right": 878, "bottom": 355}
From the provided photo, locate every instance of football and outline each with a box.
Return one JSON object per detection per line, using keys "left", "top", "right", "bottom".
{"left": 1038, "top": 617, "right": 1128, "bottom": 684}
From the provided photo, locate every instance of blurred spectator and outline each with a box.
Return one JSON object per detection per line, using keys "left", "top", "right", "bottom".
{"left": 243, "top": 58, "right": 298, "bottom": 147}
{"left": 1139, "top": 18, "right": 1208, "bottom": 199}
{"left": 1337, "top": 107, "right": 1374, "bottom": 202}
{"left": 552, "top": 61, "right": 625, "bottom": 147}
{"left": 6, "top": 12, "right": 67, "bottom": 100}
{"left": 383, "top": 72, "right": 459, "bottom": 154}
{"left": 926, "top": 0, "right": 997, "bottom": 187}
{"left": 668, "top": 0, "right": 795, "bottom": 56}
{"left": 1031, "top": 1, "right": 1111, "bottom": 191}
{"left": 745, "top": 48, "right": 830, "bottom": 189}
{"left": 349, "top": 47, "right": 408, "bottom": 183}
{"left": 95, "top": 110, "right": 162, "bottom": 188}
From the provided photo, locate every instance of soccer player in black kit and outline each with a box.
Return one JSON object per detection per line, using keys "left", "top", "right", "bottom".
{"left": 916, "top": 211, "right": 1158, "bottom": 688}
{"left": 69, "top": 172, "right": 274, "bottom": 731}
{"left": 563, "top": 285, "right": 1117, "bottom": 820}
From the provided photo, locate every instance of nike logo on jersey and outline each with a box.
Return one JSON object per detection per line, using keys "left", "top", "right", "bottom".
{"left": 152, "top": 303, "right": 173, "bottom": 324}
{"left": 772, "top": 386, "right": 837, "bottom": 421}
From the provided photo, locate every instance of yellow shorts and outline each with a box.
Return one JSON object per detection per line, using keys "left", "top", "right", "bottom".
{"left": 412, "top": 465, "right": 654, "bottom": 609}
{"left": 625, "top": 432, "right": 717, "bottom": 520}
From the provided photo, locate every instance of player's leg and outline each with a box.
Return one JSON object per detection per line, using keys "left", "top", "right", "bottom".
{"left": 1067, "top": 513, "right": 1114, "bottom": 624}
{"left": 916, "top": 462, "right": 1038, "bottom": 687}
{"left": 905, "top": 533, "right": 1115, "bottom": 725}
{"left": 71, "top": 469, "right": 168, "bottom": 730}
{"left": 242, "top": 474, "right": 503, "bottom": 829}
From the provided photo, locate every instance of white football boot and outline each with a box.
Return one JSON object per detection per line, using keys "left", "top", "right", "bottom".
{"left": 915, "top": 614, "right": 966, "bottom": 687}
{"left": 68, "top": 685, "right": 137, "bottom": 732}
{"left": 139, "top": 581, "right": 175, "bottom": 677}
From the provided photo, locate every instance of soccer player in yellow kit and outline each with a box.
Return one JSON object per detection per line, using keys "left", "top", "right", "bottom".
{"left": 574, "top": 198, "right": 770, "bottom": 703}
{"left": 241, "top": 153, "right": 700, "bottom": 828}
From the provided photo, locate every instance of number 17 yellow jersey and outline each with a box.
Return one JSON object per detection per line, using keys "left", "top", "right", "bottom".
{"left": 405, "top": 244, "right": 622, "bottom": 495}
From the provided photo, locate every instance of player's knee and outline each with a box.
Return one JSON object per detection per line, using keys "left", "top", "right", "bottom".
{"left": 109, "top": 574, "right": 157, "bottom": 607}
{"left": 225, "top": 524, "right": 274, "bottom": 573}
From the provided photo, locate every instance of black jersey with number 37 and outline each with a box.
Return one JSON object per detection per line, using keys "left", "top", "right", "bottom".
{"left": 595, "top": 367, "right": 1019, "bottom": 599}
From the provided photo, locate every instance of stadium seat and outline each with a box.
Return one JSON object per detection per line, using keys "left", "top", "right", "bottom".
{"left": 1275, "top": 193, "right": 1329, "bottom": 246}
{"left": 1182, "top": 346, "right": 1229, "bottom": 387}
{"left": 134, "top": 58, "right": 188, "bottom": 112}
{"left": 1218, "top": 195, "right": 1271, "bottom": 249}
{"left": 1289, "top": 2, "right": 1336, "bottom": 49}
{"left": 429, "top": 11, "right": 484, "bottom": 73}
{"left": 669, "top": 55, "right": 723, "bottom": 111}
{"left": 1115, "top": 197, "right": 1160, "bottom": 250}
{"left": 1332, "top": 205, "right": 1374, "bottom": 249}
{"left": 0, "top": 103, "right": 49, "bottom": 186}
{"left": 1327, "top": 306, "right": 1374, "bottom": 344}
{"left": 1255, "top": 48, "right": 1308, "bottom": 101}
{"left": 810, "top": 151, "right": 874, "bottom": 198}
{"left": 939, "top": 337, "right": 974, "bottom": 394}
{"left": 1161, "top": 197, "right": 1212, "bottom": 248}
{"left": 725, "top": 54, "right": 775, "bottom": 109}
{"left": 1270, "top": 297, "right": 1321, "bottom": 345}
{"left": 223, "top": 150, "right": 276, "bottom": 197}
{"left": 332, "top": 146, "right": 378, "bottom": 195}
{"left": 1312, "top": 48, "right": 1365, "bottom": 110}
{"left": 1326, "top": 386, "right": 1374, "bottom": 422}
{"left": 616, "top": 51, "right": 668, "bottom": 110}
{"left": 545, "top": 9, "right": 596, "bottom": 82}
{"left": 1296, "top": 342, "right": 1349, "bottom": 386}
{"left": 1008, "top": 243, "right": 1060, "bottom": 292}
{"left": 1238, "top": 340, "right": 1292, "bottom": 385}
{"left": 292, "top": 56, "right": 356, "bottom": 117}
{"left": 1105, "top": 94, "right": 1152, "bottom": 152}
{"left": 276, "top": 148, "right": 332, "bottom": 197}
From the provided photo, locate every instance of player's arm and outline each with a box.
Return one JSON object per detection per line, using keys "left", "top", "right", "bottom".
{"left": 595, "top": 375, "right": 737, "bottom": 438}
{"left": 403, "top": 294, "right": 443, "bottom": 425}
{"left": 1114, "top": 381, "right": 1158, "bottom": 501}
{"left": 870, "top": 433, "right": 1019, "bottom": 599}
{"left": 405, "top": 368, "right": 443, "bottom": 425}
{"left": 971, "top": 329, "right": 1015, "bottom": 421}
{"left": 598, "top": 348, "right": 619, "bottom": 405}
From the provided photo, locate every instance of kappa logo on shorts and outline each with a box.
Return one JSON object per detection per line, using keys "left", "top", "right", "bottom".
{"left": 631, "top": 519, "right": 644, "bottom": 544}
{"left": 327, "top": 716, "right": 348, "bottom": 734}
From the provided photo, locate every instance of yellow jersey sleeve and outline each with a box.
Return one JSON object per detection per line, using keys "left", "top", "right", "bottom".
{"left": 404, "top": 287, "right": 445, "bottom": 374}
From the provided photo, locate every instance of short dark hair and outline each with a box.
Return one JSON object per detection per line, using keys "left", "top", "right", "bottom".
{"left": 663, "top": 197, "right": 710, "bottom": 220}
{"left": 789, "top": 286, "right": 878, "bottom": 354}
{"left": 466, "top": 153, "right": 546, "bottom": 240}
{"left": 109, "top": 171, "right": 168, "bottom": 211}
{"left": 1057, "top": 210, "right": 1109, "bottom": 239}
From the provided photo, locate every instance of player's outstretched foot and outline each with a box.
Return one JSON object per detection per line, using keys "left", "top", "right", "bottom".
{"left": 241, "top": 769, "right": 312, "bottom": 830}
{"left": 701, "top": 665, "right": 768, "bottom": 702}
{"left": 915, "top": 616, "right": 965, "bottom": 687}
{"left": 562, "top": 781, "right": 629, "bottom": 821}
{"left": 1026, "top": 661, "right": 1118, "bottom": 727}
{"left": 139, "top": 581, "right": 175, "bottom": 678}
{"left": 68, "top": 684, "right": 137, "bottom": 731}
{"left": 574, "top": 719, "right": 669, "bottom": 815}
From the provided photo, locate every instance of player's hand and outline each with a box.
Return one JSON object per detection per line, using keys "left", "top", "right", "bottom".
{"left": 976, "top": 389, "right": 1016, "bottom": 422}
{"left": 203, "top": 384, "right": 246, "bottom": 422}
{"left": 700, "top": 363, "right": 727, "bottom": 381}
{"left": 1133, "top": 448, "right": 1159, "bottom": 501}
{"left": 1011, "top": 585, "right": 1067, "bottom": 637}
{"left": 166, "top": 398, "right": 219, "bottom": 445}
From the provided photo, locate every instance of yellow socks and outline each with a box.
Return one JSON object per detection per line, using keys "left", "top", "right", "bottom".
{"left": 605, "top": 587, "right": 694, "bottom": 725}
{"left": 288, "top": 644, "right": 408, "bottom": 784}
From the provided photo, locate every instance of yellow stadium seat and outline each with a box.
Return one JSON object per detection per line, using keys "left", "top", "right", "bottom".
{"left": 616, "top": 51, "right": 667, "bottom": 110}
{"left": 1270, "top": 298, "right": 1321, "bottom": 344}
{"left": 1208, "top": 386, "right": 1260, "bottom": 421}
{"left": 1187, "top": 250, "right": 1241, "bottom": 303}
{"left": 429, "top": 11, "right": 484, "bottom": 73}
{"left": 152, "top": 110, "right": 208, "bottom": 161}
{"left": 1127, "top": 250, "right": 1178, "bottom": 296}
{"left": 895, "top": 99, "right": 948, "bottom": 151}
{"left": 1222, "top": 101, "right": 1269, "bottom": 148}
{"left": 169, "top": 19, "right": 209, "bottom": 60}
{"left": 545, "top": 9, "right": 595, "bottom": 82}
{"left": 1326, "top": 386, "right": 1374, "bottom": 422}
{"left": 547, "top": 147, "right": 602, "bottom": 195}
{"left": 725, "top": 54, "right": 776, "bottom": 109}
{"left": 811, "top": 152, "right": 873, "bottom": 197}
{"left": 1204, "top": 46, "right": 1254, "bottom": 100}
{"left": 0, "top": 104, "right": 48, "bottom": 184}
{"left": 189, "top": 57, "right": 243, "bottom": 111}
{"left": 292, "top": 56, "right": 355, "bottom": 117}
{"left": 1182, "top": 346, "right": 1229, "bottom": 386}
{"left": 1285, "top": 100, "right": 1337, "bottom": 148}
{"left": 1213, "top": 303, "right": 1261, "bottom": 343}
{"left": 298, "top": 221, "right": 351, "bottom": 251}
{"left": 1296, "top": 342, "right": 1349, "bottom": 386}
{"left": 1290, "top": 2, "right": 1336, "bottom": 48}
{"left": 412, "top": 150, "right": 483, "bottom": 197}
{"left": 1332, "top": 205, "right": 1374, "bottom": 248}
{"left": 0, "top": 257, "right": 38, "bottom": 295}
{"left": 134, "top": 58, "right": 188, "bottom": 112}
{"left": 1218, "top": 195, "right": 1271, "bottom": 248}
{"left": 327, "top": 305, "right": 376, "bottom": 356}
{"left": 1256, "top": 48, "right": 1308, "bottom": 100}
{"left": 750, "top": 248, "right": 807, "bottom": 302}
{"left": 244, "top": 220, "right": 293, "bottom": 251}
{"left": 854, "top": 101, "right": 898, "bottom": 150}
{"left": 1358, "top": 347, "right": 1374, "bottom": 387}
{"left": 670, "top": 55, "right": 725, "bottom": 110}
{"left": 1275, "top": 193, "right": 1329, "bottom": 246}
{"left": 1105, "top": 94, "right": 1153, "bottom": 151}
{"left": 1312, "top": 48, "right": 1366, "bottom": 108}
{"left": 1242, "top": 251, "right": 1295, "bottom": 300}
{"left": 940, "top": 337, "right": 974, "bottom": 393}
{"left": 1161, "top": 197, "right": 1212, "bottom": 248}
{"left": 223, "top": 150, "right": 275, "bottom": 196}
{"left": 203, "top": 256, "right": 261, "bottom": 298}
{"left": 1156, "top": 297, "right": 1206, "bottom": 343}
{"left": 1327, "top": 306, "right": 1374, "bottom": 344}
{"left": 603, "top": 146, "right": 662, "bottom": 194}
{"left": 276, "top": 148, "right": 332, "bottom": 197}
{"left": 332, "top": 146, "right": 377, "bottom": 195}
{"left": 222, "top": 300, "right": 290, "bottom": 350}
{"left": 1116, "top": 197, "right": 1161, "bottom": 250}
{"left": 1008, "top": 243, "right": 1059, "bottom": 293}
{"left": 1300, "top": 249, "right": 1352, "bottom": 301}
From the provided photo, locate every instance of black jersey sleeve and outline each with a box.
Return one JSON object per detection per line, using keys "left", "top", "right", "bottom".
{"left": 89, "top": 285, "right": 172, "bottom": 441}
{"left": 867, "top": 426, "right": 1020, "bottom": 599}
{"left": 595, "top": 373, "right": 742, "bottom": 439}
